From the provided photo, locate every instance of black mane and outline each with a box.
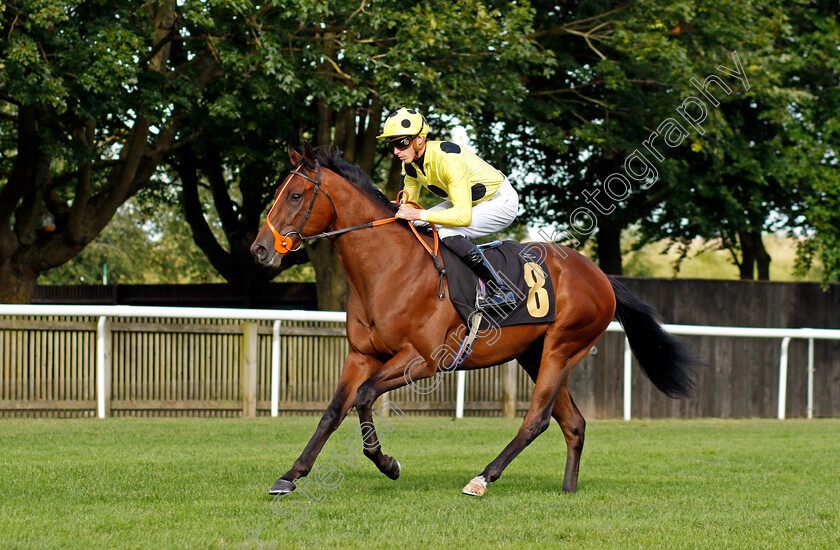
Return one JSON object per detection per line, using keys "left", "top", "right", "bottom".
{"left": 315, "top": 148, "right": 398, "bottom": 214}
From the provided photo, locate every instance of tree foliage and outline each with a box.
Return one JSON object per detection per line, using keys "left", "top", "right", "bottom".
{"left": 472, "top": 0, "right": 839, "bottom": 281}
{"left": 1, "top": 0, "right": 219, "bottom": 301}
{"left": 4, "top": 0, "right": 838, "bottom": 305}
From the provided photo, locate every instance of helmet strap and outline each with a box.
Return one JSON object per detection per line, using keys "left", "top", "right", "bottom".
{"left": 412, "top": 133, "right": 425, "bottom": 160}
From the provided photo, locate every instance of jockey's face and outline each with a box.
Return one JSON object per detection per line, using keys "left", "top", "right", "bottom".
{"left": 391, "top": 135, "right": 424, "bottom": 163}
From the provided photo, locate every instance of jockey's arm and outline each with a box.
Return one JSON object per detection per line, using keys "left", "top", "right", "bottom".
{"left": 400, "top": 176, "right": 421, "bottom": 204}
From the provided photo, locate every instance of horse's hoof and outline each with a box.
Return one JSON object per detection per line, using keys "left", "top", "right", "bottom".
{"left": 269, "top": 478, "right": 297, "bottom": 495}
{"left": 461, "top": 475, "right": 487, "bottom": 497}
{"left": 385, "top": 457, "right": 401, "bottom": 480}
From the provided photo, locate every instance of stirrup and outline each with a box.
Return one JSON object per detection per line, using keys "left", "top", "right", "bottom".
{"left": 464, "top": 245, "right": 518, "bottom": 308}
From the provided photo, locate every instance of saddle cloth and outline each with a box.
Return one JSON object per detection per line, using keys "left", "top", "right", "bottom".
{"left": 440, "top": 241, "right": 556, "bottom": 331}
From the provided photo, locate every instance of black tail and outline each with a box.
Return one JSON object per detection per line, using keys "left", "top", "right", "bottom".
{"left": 610, "top": 277, "right": 700, "bottom": 398}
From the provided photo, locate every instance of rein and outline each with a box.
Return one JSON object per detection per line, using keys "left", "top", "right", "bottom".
{"left": 266, "top": 162, "right": 447, "bottom": 299}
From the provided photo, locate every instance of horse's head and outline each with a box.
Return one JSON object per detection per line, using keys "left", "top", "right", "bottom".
{"left": 251, "top": 142, "right": 336, "bottom": 267}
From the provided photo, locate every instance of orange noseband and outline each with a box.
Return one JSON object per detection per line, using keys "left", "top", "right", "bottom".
{"left": 266, "top": 219, "right": 301, "bottom": 254}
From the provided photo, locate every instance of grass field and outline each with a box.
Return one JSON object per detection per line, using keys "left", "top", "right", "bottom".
{"left": 1, "top": 416, "right": 838, "bottom": 549}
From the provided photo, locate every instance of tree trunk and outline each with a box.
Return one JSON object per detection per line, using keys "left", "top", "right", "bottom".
{"left": 385, "top": 156, "right": 403, "bottom": 199}
{"left": 341, "top": 108, "right": 357, "bottom": 163}
{"left": 737, "top": 229, "right": 764, "bottom": 280}
{"left": 0, "top": 262, "right": 38, "bottom": 304}
{"left": 754, "top": 235, "right": 771, "bottom": 281}
{"left": 357, "top": 96, "right": 382, "bottom": 175}
{"left": 334, "top": 106, "right": 349, "bottom": 151}
{"left": 596, "top": 218, "right": 623, "bottom": 275}
{"left": 317, "top": 98, "right": 332, "bottom": 147}
{"left": 306, "top": 97, "right": 381, "bottom": 311}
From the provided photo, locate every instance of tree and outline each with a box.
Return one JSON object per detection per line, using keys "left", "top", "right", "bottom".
{"left": 166, "top": 0, "right": 548, "bottom": 309}
{"left": 786, "top": 1, "right": 840, "bottom": 285}
{"left": 635, "top": 1, "right": 840, "bottom": 281}
{"left": 0, "top": 1, "right": 223, "bottom": 302}
{"left": 471, "top": 0, "right": 830, "bottom": 280}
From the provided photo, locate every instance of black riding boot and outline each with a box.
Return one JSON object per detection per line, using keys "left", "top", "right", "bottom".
{"left": 443, "top": 236, "right": 517, "bottom": 308}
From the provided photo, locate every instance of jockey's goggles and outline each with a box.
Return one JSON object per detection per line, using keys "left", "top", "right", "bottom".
{"left": 388, "top": 133, "right": 417, "bottom": 151}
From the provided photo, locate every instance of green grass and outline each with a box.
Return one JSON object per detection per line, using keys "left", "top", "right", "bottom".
{"left": 1, "top": 417, "right": 838, "bottom": 549}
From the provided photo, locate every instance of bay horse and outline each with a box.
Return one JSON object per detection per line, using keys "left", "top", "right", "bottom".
{"left": 251, "top": 143, "right": 698, "bottom": 497}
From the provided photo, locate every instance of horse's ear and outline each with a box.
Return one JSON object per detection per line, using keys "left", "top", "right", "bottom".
{"left": 302, "top": 141, "right": 317, "bottom": 166}
{"left": 288, "top": 144, "right": 301, "bottom": 165}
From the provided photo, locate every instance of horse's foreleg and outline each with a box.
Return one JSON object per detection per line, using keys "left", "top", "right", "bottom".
{"left": 354, "top": 346, "right": 435, "bottom": 480}
{"left": 270, "top": 351, "right": 379, "bottom": 495}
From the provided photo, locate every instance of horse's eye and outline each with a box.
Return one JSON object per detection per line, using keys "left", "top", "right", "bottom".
{"left": 290, "top": 193, "right": 302, "bottom": 202}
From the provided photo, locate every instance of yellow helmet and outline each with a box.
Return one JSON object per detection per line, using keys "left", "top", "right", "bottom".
{"left": 377, "top": 108, "right": 430, "bottom": 140}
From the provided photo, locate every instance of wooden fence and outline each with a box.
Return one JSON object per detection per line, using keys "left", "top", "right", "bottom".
{"left": 0, "top": 315, "right": 534, "bottom": 418}
{"left": 2, "top": 277, "right": 839, "bottom": 418}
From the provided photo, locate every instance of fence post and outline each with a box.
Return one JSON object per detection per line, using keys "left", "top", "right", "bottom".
{"left": 807, "top": 338, "right": 814, "bottom": 419}
{"left": 455, "top": 371, "right": 465, "bottom": 419}
{"left": 271, "top": 321, "right": 281, "bottom": 418}
{"left": 374, "top": 393, "right": 389, "bottom": 418}
{"left": 623, "top": 336, "right": 632, "bottom": 421}
{"left": 96, "top": 316, "right": 112, "bottom": 418}
{"left": 242, "top": 322, "right": 258, "bottom": 418}
{"left": 778, "top": 337, "right": 791, "bottom": 420}
{"left": 502, "top": 360, "right": 517, "bottom": 418}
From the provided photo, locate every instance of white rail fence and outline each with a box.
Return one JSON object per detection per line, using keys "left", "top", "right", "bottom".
{"left": 1, "top": 305, "right": 838, "bottom": 420}
{"left": 616, "top": 323, "right": 840, "bottom": 420}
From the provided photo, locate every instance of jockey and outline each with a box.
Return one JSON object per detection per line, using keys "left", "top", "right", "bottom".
{"left": 377, "top": 107, "right": 520, "bottom": 308}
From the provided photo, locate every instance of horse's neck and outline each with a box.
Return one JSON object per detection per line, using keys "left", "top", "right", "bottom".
{"left": 327, "top": 181, "right": 432, "bottom": 301}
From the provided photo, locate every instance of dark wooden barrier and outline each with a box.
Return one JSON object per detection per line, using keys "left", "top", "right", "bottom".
{"left": 563, "top": 278, "right": 840, "bottom": 419}
{"left": 33, "top": 283, "right": 318, "bottom": 309}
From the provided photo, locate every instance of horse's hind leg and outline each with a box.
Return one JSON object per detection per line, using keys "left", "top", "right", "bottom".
{"left": 463, "top": 369, "right": 564, "bottom": 496}
{"left": 518, "top": 343, "right": 586, "bottom": 494}
{"left": 463, "top": 333, "right": 592, "bottom": 497}
{"left": 555, "top": 383, "right": 585, "bottom": 493}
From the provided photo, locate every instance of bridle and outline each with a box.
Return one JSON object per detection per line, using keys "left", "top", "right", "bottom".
{"left": 265, "top": 159, "right": 337, "bottom": 254}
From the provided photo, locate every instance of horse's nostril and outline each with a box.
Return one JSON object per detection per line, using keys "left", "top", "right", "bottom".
{"left": 252, "top": 243, "right": 268, "bottom": 261}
